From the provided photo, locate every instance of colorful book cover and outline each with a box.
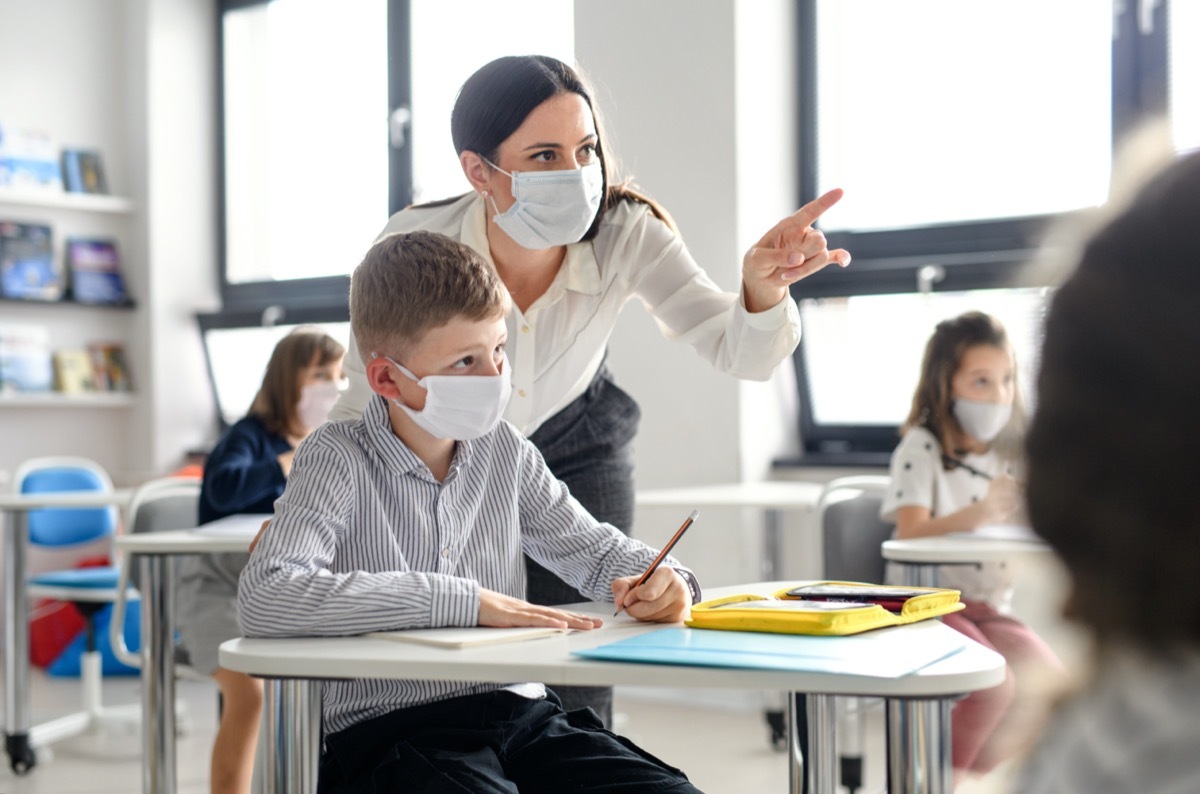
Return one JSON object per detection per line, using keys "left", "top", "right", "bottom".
{"left": 0, "top": 126, "right": 63, "bottom": 191}
{"left": 53, "top": 348, "right": 98, "bottom": 393}
{"left": 0, "top": 221, "right": 61, "bottom": 301}
{"left": 66, "top": 238, "right": 127, "bottom": 304}
{"left": 61, "top": 149, "right": 108, "bottom": 194}
{"left": 88, "top": 341, "right": 132, "bottom": 392}
{"left": 0, "top": 324, "right": 53, "bottom": 393}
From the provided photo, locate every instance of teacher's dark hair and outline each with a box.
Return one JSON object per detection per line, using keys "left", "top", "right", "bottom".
{"left": 425, "top": 55, "right": 674, "bottom": 238}
{"left": 1025, "top": 149, "right": 1200, "bottom": 652}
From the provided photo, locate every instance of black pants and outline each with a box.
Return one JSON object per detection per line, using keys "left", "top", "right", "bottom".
{"left": 318, "top": 689, "right": 700, "bottom": 793}
{"left": 525, "top": 362, "right": 641, "bottom": 728}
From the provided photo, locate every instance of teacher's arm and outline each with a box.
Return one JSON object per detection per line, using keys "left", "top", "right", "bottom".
{"left": 328, "top": 334, "right": 372, "bottom": 422}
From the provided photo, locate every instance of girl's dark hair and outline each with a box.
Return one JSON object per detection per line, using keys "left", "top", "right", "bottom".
{"left": 1026, "top": 150, "right": 1200, "bottom": 651}
{"left": 249, "top": 327, "right": 345, "bottom": 437}
{"left": 902, "top": 311, "right": 1026, "bottom": 465}
{"left": 421, "top": 54, "right": 675, "bottom": 237}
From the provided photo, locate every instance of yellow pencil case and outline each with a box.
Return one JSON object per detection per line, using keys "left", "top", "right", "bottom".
{"left": 685, "top": 581, "right": 965, "bottom": 636}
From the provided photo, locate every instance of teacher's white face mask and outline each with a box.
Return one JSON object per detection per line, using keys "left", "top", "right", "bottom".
{"left": 376, "top": 353, "right": 512, "bottom": 440}
{"left": 953, "top": 398, "right": 1012, "bottom": 443}
{"left": 483, "top": 158, "right": 603, "bottom": 250}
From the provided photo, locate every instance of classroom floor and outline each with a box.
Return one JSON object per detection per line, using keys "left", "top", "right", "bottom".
{"left": 0, "top": 672, "right": 1021, "bottom": 793}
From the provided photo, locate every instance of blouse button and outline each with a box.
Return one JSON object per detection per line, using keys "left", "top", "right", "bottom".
{"left": 441, "top": 548, "right": 452, "bottom": 559}
{"left": 521, "top": 325, "right": 530, "bottom": 333}
{"left": 518, "top": 389, "right": 527, "bottom": 397}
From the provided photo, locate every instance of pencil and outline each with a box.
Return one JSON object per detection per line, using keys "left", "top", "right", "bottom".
{"left": 614, "top": 509, "right": 699, "bottom": 617}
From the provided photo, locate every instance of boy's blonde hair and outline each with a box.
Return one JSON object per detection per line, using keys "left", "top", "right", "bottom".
{"left": 349, "top": 231, "right": 510, "bottom": 362}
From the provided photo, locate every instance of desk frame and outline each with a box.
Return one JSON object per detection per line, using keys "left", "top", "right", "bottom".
{"left": 1, "top": 490, "right": 132, "bottom": 775}
{"left": 222, "top": 586, "right": 1003, "bottom": 794}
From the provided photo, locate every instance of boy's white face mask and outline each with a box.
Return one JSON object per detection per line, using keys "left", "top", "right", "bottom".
{"left": 953, "top": 398, "right": 1012, "bottom": 443}
{"left": 483, "top": 158, "right": 603, "bottom": 250}
{"left": 376, "top": 353, "right": 512, "bottom": 440}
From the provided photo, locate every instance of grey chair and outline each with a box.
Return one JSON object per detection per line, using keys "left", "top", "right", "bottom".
{"left": 109, "top": 476, "right": 205, "bottom": 684}
{"left": 816, "top": 475, "right": 893, "bottom": 794}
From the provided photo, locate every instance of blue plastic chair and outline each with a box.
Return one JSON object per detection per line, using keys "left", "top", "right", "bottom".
{"left": 16, "top": 456, "right": 142, "bottom": 749}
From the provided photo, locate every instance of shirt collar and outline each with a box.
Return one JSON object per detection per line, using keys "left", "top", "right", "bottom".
{"left": 463, "top": 194, "right": 602, "bottom": 297}
{"left": 359, "top": 394, "right": 478, "bottom": 480}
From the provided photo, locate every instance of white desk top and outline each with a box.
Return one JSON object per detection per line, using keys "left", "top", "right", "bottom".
{"left": 0, "top": 488, "right": 134, "bottom": 511}
{"left": 116, "top": 527, "right": 254, "bottom": 555}
{"left": 636, "top": 481, "right": 824, "bottom": 511}
{"left": 219, "top": 581, "right": 1005, "bottom": 698}
{"left": 882, "top": 534, "right": 1052, "bottom": 565}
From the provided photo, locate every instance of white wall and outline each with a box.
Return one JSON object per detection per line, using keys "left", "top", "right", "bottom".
{"left": 0, "top": 0, "right": 219, "bottom": 485}
{"left": 576, "top": 0, "right": 808, "bottom": 586}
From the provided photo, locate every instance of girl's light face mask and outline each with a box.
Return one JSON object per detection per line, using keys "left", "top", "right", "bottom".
{"left": 374, "top": 352, "right": 512, "bottom": 440}
{"left": 952, "top": 398, "right": 1012, "bottom": 443}
{"left": 483, "top": 158, "right": 603, "bottom": 250}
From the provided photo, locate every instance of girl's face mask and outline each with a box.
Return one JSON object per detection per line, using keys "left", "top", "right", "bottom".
{"left": 296, "top": 380, "right": 342, "bottom": 432}
{"left": 376, "top": 352, "right": 512, "bottom": 440}
{"left": 483, "top": 158, "right": 603, "bottom": 250}
{"left": 952, "top": 398, "right": 1012, "bottom": 443}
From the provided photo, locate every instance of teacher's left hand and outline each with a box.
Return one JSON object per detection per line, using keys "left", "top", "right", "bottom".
{"left": 742, "top": 188, "right": 851, "bottom": 313}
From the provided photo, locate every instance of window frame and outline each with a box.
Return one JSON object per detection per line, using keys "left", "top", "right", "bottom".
{"left": 214, "top": 0, "right": 411, "bottom": 315}
{"left": 787, "top": 0, "right": 1171, "bottom": 465}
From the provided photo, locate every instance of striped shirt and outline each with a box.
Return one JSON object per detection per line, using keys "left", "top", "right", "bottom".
{"left": 1015, "top": 647, "right": 1200, "bottom": 794}
{"left": 237, "top": 394, "right": 696, "bottom": 735}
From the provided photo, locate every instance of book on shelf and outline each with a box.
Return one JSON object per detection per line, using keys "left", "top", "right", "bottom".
{"left": 683, "top": 581, "right": 965, "bottom": 637}
{"left": 0, "top": 324, "right": 53, "bottom": 394}
{"left": 0, "top": 126, "right": 63, "bottom": 191}
{"left": 52, "top": 348, "right": 98, "bottom": 393}
{"left": 65, "top": 238, "right": 128, "bottom": 305}
{"left": 0, "top": 221, "right": 62, "bottom": 301}
{"left": 87, "top": 341, "right": 132, "bottom": 392}
{"left": 60, "top": 148, "right": 108, "bottom": 195}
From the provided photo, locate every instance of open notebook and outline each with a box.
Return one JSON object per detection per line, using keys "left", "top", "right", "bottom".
{"left": 368, "top": 612, "right": 641, "bottom": 649}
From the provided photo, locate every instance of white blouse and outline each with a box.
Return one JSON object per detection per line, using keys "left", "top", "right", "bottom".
{"left": 332, "top": 193, "right": 801, "bottom": 436}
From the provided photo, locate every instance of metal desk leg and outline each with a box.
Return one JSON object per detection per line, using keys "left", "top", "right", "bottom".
{"left": 140, "top": 554, "right": 177, "bottom": 794}
{"left": 263, "top": 678, "right": 321, "bottom": 794}
{"left": 762, "top": 507, "right": 782, "bottom": 582}
{"left": 885, "top": 697, "right": 953, "bottom": 794}
{"left": 804, "top": 693, "right": 837, "bottom": 794}
{"left": 3, "top": 511, "right": 35, "bottom": 774}
{"left": 898, "top": 561, "right": 940, "bottom": 588}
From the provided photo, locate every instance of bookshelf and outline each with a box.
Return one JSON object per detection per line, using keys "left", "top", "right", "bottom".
{"left": 0, "top": 189, "right": 137, "bottom": 407}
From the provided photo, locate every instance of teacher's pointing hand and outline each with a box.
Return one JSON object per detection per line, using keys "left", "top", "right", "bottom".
{"left": 742, "top": 188, "right": 851, "bottom": 313}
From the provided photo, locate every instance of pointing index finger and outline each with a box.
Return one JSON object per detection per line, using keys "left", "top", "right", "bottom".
{"left": 791, "top": 187, "right": 844, "bottom": 229}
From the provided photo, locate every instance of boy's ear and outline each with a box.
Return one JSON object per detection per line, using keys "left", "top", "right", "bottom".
{"left": 365, "top": 356, "right": 403, "bottom": 400}
{"left": 460, "top": 151, "right": 490, "bottom": 194}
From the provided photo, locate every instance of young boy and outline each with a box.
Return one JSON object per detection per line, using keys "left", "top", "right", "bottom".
{"left": 237, "top": 230, "right": 703, "bottom": 793}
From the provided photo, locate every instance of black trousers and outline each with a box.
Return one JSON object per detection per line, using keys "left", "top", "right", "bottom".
{"left": 525, "top": 362, "right": 641, "bottom": 729}
{"left": 318, "top": 689, "right": 700, "bottom": 793}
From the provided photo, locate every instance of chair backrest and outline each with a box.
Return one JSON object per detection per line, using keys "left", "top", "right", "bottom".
{"left": 15, "top": 456, "right": 117, "bottom": 548}
{"left": 126, "top": 476, "right": 202, "bottom": 536}
{"left": 818, "top": 476, "right": 895, "bottom": 584}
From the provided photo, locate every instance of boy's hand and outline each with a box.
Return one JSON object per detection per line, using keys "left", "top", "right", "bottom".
{"left": 611, "top": 567, "right": 690, "bottom": 624}
{"left": 478, "top": 589, "right": 603, "bottom": 631}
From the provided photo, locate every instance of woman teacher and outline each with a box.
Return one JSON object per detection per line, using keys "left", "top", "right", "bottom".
{"left": 332, "top": 54, "right": 850, "bottom": 725}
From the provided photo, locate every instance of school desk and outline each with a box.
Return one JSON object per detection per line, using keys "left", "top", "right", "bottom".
{"left": 882, "top": 533, "right": 1052, "bottom": 587}
{"left": 219, "top": 581, "right": 1005, "bottom": 794}
{"left": 114, "top": 515, "right": 263, "bottom": 794}
{"left": 0, "top": 488, "right": 134, "bottom": 775}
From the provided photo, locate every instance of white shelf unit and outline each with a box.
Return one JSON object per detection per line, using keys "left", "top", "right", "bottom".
{"left": 0, "top": 187, "right": 134, "bottom": 215}
{"left": 0, "top": 391, "right": 134, "bottom": 408}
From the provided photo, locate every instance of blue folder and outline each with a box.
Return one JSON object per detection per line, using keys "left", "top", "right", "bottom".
{"left": 574, "top": 626, "right": 966, "bottom": 678}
